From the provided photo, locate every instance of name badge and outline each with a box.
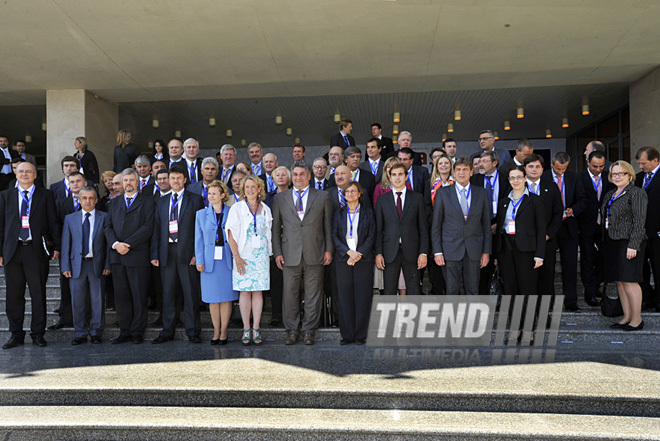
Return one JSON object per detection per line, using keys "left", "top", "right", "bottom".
{"left": 297, "top": 210, "right": 305, "bottom": 221}
{"left": 251, "top": 235, "right": 260, "bottom": 248}
{"left": 21, "top": 216, "right": 30, "bottom": 229}
{"left": 347, "top": 237, "right": 357, "bottom": 251}
{"left": 562, "top": 210, "right": 568, "bottom": 220}
{"left": 508, "top": 220, "right": 516, "bottom": 235}
{"left": 169, "top": 220, "right": 178, "bottom": 234}
{"left": 214, "top": 246, "right": 223, "bottom": 260}
{"left": 605, "top": 217, "right": 609, "bottom": 230}
{"left": 464, "top": 214, "right": 468, "bottom": 220}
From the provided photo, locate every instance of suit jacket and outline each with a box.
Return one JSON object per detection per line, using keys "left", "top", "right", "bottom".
{"left": 183, "top": 158, "right": 204, "bottom": 186}
{"left": 379, "top": 136, "right": 395, "bottom": 161}
{"left": 23, "top": 153, "right": 37, "bottom": 168}
{"left": 271, "top": 188, "right": 334, "bottom": 266}
{"left": 219, "top": 166, "right": 236, "bottom": 190}
{"left": 0, "top": 148, "right": 19, "bottom": 168}
{"left": 471, "top": 171, "right": 510, "bottom": 222}
{"left": 471, "top": 148, "right": 513, "bottom": 165}
{"left": 407, "top": 165, "right": 432, "bottom": 222}
{"left": 57, "top": 195, "right": 80, "bottom": 224}
{"left": 527, "top": 180, "right": 564, "bottom": 240}
{"left": 138, "top": 175, "right": 155, "bottom": 193}
{"left": 541, "top": 170, "right": 587, "bottom": 239}
{"left": 0, "top": 186, "right": 61, "bottom": 264}
{"left": 635, "top": 170, "right": 660, "bottom": 236}
{"left": 577, "top": 170, "right": 614, "bottom": 235}
{"left": 113, "top": 143, "right": 140, "bottom": 173}
{"left": 104, "top": 193, "right": 155, "bottom": 266}
{"left": 75, "top": 149, "right": 100, "bottom": 184}
{"left": 494, "top": 193, "right": 546, "bottom": 256}
{"left": 328, "top": 170, "right": 376, "bottom": 206}
{"left": 375, "top": 189, "right": 429, "bottom": 263}
{"left": 151, "top": 190, "right": 205, "bottom": 265}
{"left": 327, "top": 185, "right": 373, "bottom": 213}
{"left": 431, "top": 185, "right": 492, "bottom": 261}
{"left": 331, "top": 205, "right": 376, "bottom": 263}
{"left": 312, "top": 178, "right": 329, "bottom": 191}
{"left": 330, "top": 132, "right": 356, "bottom": 149}
{"left": 49, "top": 179, "right": 69, "bottom": 203}
{"left": 359, "top": 159, "right": 385, "bottom": 184}
{"left": 194, "top": 205, "right": 234, "bottom": 273}
{"left": 61, "top": 210, "right": 110, "bottom": 278}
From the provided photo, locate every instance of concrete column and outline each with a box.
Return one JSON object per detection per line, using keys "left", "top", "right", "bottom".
{"left": 46, "top": 89, "right": 118, "bottom": 186}
{"left": 630, "top": 66, "right": 660, "bottom": 162}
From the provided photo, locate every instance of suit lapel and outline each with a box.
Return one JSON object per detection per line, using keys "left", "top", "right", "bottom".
{"left": 305, "top": 188, "right": 318, "bottom": 216}
{"left": 92, "top": 211, "right": 103, "bottom": 240}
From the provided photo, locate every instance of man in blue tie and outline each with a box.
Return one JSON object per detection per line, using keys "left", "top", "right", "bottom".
{"left": 330, "top": 118, "right": 356, "bottom": 151}
{"left": 262, "top": 153, "right": 278, "bottom": 193}
{"left": 248, "top": 142, "right": 264, "bottom": 176}
{"left": 188, "top": 157, "right": 219, "bottom": 207}
{"left": 61, "top": 187, "right": 111, "bottom": 345}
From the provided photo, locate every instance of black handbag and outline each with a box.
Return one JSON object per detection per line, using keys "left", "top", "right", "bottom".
{"left": 489, "top": 265, "right": 505, "bottom": 306}
{"left": 601, "top": 294, "right": 623, "bottom": 317}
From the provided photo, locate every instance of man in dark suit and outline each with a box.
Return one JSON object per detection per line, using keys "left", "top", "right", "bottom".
{"left": 375, "top": 163, "right": 428, "bottom": 296}
{"left": 134, "top": 155, "right": 154, "bottom": 193}
{"left": 188, "top": 157, "right": 219, "bottom": 207}
{"left": 247, "top": 142, "right": 264, "bottom": 176}
{"left": 327, "top": 147, "right": 344, "bottom": 177}
{"left": 151, "top": 164, "right": 205, "bottom": 344}
{"left": 167, "top": 138, "right": 185, "bottom": 169}
{"left": 360, "top": 137, "right": 385, "bottom": 184}
{"left": 397, "top": 131, "right": 423, "bottom": 166}
{"left": 443, "top": 138, "right": 458, "bottom": 164}
{"left": 272, "top": 162, "right": 334, "bottom": 345}
{"left": 578, "top": 151, "right": 613, "bottom": 306}
{"left": 498, "top": 139, "right": 534, "bottom": 180}
{"left": 9, "top": 158, "right": 44, "bottom": 188}
{"left": 584, "top": 140, "right": 612, "bottom": 172}
{"left": 0, "top": 135, "right": 19, "bottom": 191}
{"left": 471, "top": 130, "right": 512, "bottom": 165}
{"left": 635, "top": 146, "right": 660, "bottom": 310}
{"left": 12, "top": 139, "right": 37, "bottom": 169}
{"left": 329, "top": 147, "right": 375, "bottom": 206}
{"left": 330, "top": 118, "right": 356, "bottom": 151}
{"left": 262, "top": 153, "right": 279, "bottom": 193}
{"left": 147, "top": 168, "right": 172, "bottom": 326}
{"left": 219, "top": 144, "right": 237, "bottom": 190}
{"left": 432, "top": 158, "right": 491, "bottom": 295}
{"left": 524, "top": 154, "right": 564, "bottom": 300}
{"left": 61, "top": 186, "right": 111, "bottom": 345}
{"left": 397, "top": 147, "right": 431, "bottom": 221}
{"left": 104, "top": 168, "right": 155, "bottom": 344}
{"left": 371, "top": 123, "right": 395, "bottom": 161}
{"left": 141, "top": 160, "right": 167, "bottom": 197}
{"left": 50, "top": 171, "right": 87, "bottom": 330}
{"left": 0, "top": 162, "right": 60, "bottom": 349}
{"left": 541, "top": 152, "right": 587, "bottom": 311}
{"left": 183, "top": 138, "right": 204, "bottom": 186}
{"left": 49, "top": 155, "right": 80, "bottom": 203}
{"left": 311, "top": 158, "right": 329, "bottom": 191}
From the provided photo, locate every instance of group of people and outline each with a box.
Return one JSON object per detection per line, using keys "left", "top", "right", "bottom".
{"left": 0, "top": 123, "right": 656, "bottom": 350}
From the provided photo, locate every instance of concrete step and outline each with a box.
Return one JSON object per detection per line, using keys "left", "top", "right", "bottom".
{"left": 0, "top": 406, "right": 658, "bottom": 440}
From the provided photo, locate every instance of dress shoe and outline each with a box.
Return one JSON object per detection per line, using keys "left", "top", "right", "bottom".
{"left": 564, "top": 304, "right": 581, "bottom": 312}
{"left": 285, "top": 331, "right": 299, "bottom": 345}
{"left": 32, "top": 336, "right": 47, "bottom": 347}
{"left": 2, "top": 338, "right": 24, "bottom": 350}
{"left": 303, "top": 333, "right": 315, "bottom": 345}
{"left": 189, "top": 336, "right": 202, "bottom": 344}
{"left": 47, "top": 321, "right": 72, "bottom": 330}
{"left": 152, "top": 335, "right": 174, "bottom": 344}
{"left": 150, "top": 318, "right": 163, "bottom": 327}
{"left": 610, "top": 322, "right": 629, "bottom": 329}
{"left": 71, "top": 337, "right": 87, "bottom": 345}
{"left": 91, "top": 336, "right": 102, "bottom": 344}
{"left": 355, "top": 339, "right": 366, "bottom": 345}
{"left": 132, "top": 336, "right": 145, "bottom": 344}
{"left": 623, "top": 321, "right": 645, "bottom": 331}
{"left": 340, "top": 339, "right": 354, "bottom": 345}
{"left": 219, "top": 339, "right": 228, "bottom": 346}
{"left": 585, "top": 296, "right": 600, "bottom": 307}
{"left": 111, "top": 335, "right": 132, "bottom": 344}
{"left": 210, "top": 339, "right": 220, "bottom": 345}
{"left": 269, "top": 318, "right": 281, "bottom": 327}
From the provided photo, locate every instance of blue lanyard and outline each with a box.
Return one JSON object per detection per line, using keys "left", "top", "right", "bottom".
{"left": 511, "top": 194, "right": 525, "bottom": 220}
{"left": 553, "top": 174, "right": 566, "bottom": 206}
{"left": 222, "top": 167, "right": 232, "bottom": 181}
{"left": 77, "top": 152, "right": 83, "bottom": 163}
{"left": 267, "top": 175, "right": 275, "bottom": 192}
{"left": 370, "top": 160, "right": 379, "bottom": 176}
{"left": 339, "top": 189, "right": 346, "bottom": 206}
{"left": 125, "top": 195, "right": 135, "bottom": 210}
{"left": 486, "top": 172, "right": 498, "bottom": 201}
{"left": 215, "top": 205, "right": 225, "bottom": 241}
{"left": 64, "top": 179, "right": 71, "bottom": 197}
{"left": 606, "top": 188, "right": 625, "bottom": 217}
{"left": 347, "top": 204, "right": 360, "bottom": 237}
{"left": 20, "top": 187, "right": 35, "bottom": 216}
{"left": 252, "top": 163, "right": 261, "bottom": 175}
{"left": 645, "top": 170, "right": 657, "bottom": 189}
{"left": 528, "top": 181, "right": 540, "bottom": 195}
{"left": 234, "top": 193, "right": 240, "bottom": 203}
{"left": 457, "top": 185, "right": 471, "bottom": 214}
{"left": 170, "top": 194, "right": 181, "bottom": 219}
{"left": 188, "top": 162, "right": 197, "bottom": 183}
{"left": 351, "top": 169, "right": 359, "bottom": 182}
{"left": 73, "top": 196, "right": 80, "bottom": 211}
{"left": 591, "top": 175, "right": 601, "bottom": 193}
{"left": 295, "top": 188, "right": 309, "bottom": 210}
{"left": 246, "top": 200, "right": 258, "bottom": 235}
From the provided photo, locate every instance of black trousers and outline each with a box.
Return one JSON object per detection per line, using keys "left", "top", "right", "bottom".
{"left": 5, "top": 244, "right": 49, "bottom": 339}
{"left": 335, "top": 258, "right": 374, "bottom": 341}
{"left": 268, "top": 256, "right": 283, "bottom": 318}
{"left": 537, "top": 237, "right": 557, "bottom": 297}
{"left": 383, "top": 247, "right": 420, "bottom": 295}
{"left": 499, "top": 235, "right": 539, "bottom": 297}
{"left": 160, "top": 243, "right": 201, "bottom": 338}
{"left": 428, "top": 256, "right": 446, "bottom": 295}
{"left": 642, "top": 235, "right": 660, "bottom": 307}
{"left": 57, "top": 271, "right": 73, "bottom": 325}
{"left": 556, "top": 234, "right": 579, "bottom": 306}
{"left": 111, "top": 263, "right": 150, "bottom": 338}
{"left": 579, "top": 227, "right": 606, "bottom": 297}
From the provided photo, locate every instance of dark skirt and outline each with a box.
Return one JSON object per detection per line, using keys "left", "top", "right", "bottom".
{"left": 604, "top": 237, "right": 645, "bottom": 283}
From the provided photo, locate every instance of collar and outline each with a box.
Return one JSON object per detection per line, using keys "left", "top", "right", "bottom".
{"left": 83, "top": 209, "right": 95, "bottom": 216}
{"left": 18, "top": 184, "right": 35, "bottom": 193}
{"left": 455, "top": 182, "right": 470, "bottom": 193}
{"left": 170, "top": 157, "right": 182, "bottom": 163}
{"left": 223, "top": 164, "right": 234, "bottom": 171}
{"left": 392, "top": 186, "right": 406, "bottom": 195}
{"left": 172, "top": 189, "right": 184, "bottom": 198}
{"left": 369, "top": 157, "right": 380, "bottom": 165}
{"left": 650, "top": 164, "right": 660, "bottom": 176}
{"left": 527, "top": 178, "right": 540, "bottom": 187}
{"left": 514, "top": 158, "right": 523, "bottom": 166}
{"left": 551, "top": 169, "right": 562, "bottom": 180}
{"left": 508, "top": 188, "right": 530, "bottom": 201}
{"left": 160, "top": 190, "right": 172, "bottom": 197}
{"left": 187, "top": 158, "right": 197, "bottom": 167}
{"left": 588, "top": 169, "right": 601, "bottom": 180}
{"left": 124, "top": 192, "right": 138, "bottom": 201}
{"left": 293, "top": 185, "right": 310, "bottom": 194}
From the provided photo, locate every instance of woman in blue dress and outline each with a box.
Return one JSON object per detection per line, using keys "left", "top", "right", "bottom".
{"left": 195, "top": 180, "right": 238, "bottom": 345}
{"left": 226, "top": 175, "right": 272, "bottom": 346}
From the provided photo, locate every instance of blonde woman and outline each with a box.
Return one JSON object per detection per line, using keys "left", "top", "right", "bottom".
{"left": 113, "top": 129, "right": 139, "bottom": 173}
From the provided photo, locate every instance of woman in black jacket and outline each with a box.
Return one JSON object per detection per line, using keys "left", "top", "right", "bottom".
{"left": 602, "top": 160, "right": 647, "bottom": 331}
{"left": 73, "top": 136, "right": 100, "bottom": 184}
{"left": 331, "top": 181, "right": 376, "bottom": 345}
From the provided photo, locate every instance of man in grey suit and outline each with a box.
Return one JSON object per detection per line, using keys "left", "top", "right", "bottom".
{"left": 13, "top": 139, "right": 37, "bottom": 169}
{"left": 432, "top": 157, "right": 492, "bottom": 295}
{"left": 61, "top": 187, "right": 111, "bottom": 345}
{"left": 272, "top": 162, "right": 334, "bottom": 345}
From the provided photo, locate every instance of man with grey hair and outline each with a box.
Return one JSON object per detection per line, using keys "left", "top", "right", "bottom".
{"left": 312, "top": 158, "right": 329, "bottom": 190}
{"left": 471, "top": 130, "right": 512, "bottom": 165}
{"left": 183, "top": 138, "right": 203, "bottom": 185}
{"left": 262, "top": 153, "right": 278, "bottom": 192}
{"left": 188, "top": 157, "right": 219, "bottom": 207}
{"left": 134, "top": 155, "right": 153, "bottom": 192}
{"left": 397, "top": 130, "right": 423, "bottom": 166}
{"left": 248, "top": 142, "right": 264, "bottom": 176}
{"left": 104, "top": 167, "right": 155, "bottom": 344}
{"left": 220, "top": 144, "right": 237, "bottom": 190}
{"left": 327, "top": 146, "right": 344, "bottom": 177}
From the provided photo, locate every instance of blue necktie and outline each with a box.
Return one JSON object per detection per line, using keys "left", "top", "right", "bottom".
{"left": 485, "top": 176, "right": 494, "bottom": 219}
{"left": 82, "top": 212, "right": 91, "bottom": 257}
{"left": 343, "top": 135, "right": 349, "bottom": 146}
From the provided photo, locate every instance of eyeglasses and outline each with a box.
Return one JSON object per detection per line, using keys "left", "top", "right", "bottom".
{"left": 508, "top": 176, "right": 525, "bottom": 182}
{"left": 478, "top": 137, "right": 493, "bottom": 142}
{"left": 313, "top": 165, "right": 327, "bottom": 169}
{"left": 611, "top": 172, "right": 628, "bottom": 178}
{"left": 344, "top": 189, "right": 359, "bottom": 194}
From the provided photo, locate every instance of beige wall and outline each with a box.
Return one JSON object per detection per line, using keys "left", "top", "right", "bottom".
{"left": 46, "top": 89, "right": 117, "bottom": 186}
{"left": 630, "top": 66, "right": 660, "bottom": 163}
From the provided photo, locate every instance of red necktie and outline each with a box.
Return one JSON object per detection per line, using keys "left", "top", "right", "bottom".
{"left": 142, "top": 178, "right": 147, "bottom": 188}
{"left": 396, "top": 192, "right": 403, "bottom": 218}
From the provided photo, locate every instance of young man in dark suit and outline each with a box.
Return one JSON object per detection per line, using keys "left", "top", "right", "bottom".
{"left": 0, "top": 162, "right": 60, "bottom": 349}
{"left": 371, "top": 123, "right": 394, "bottom": 161}
{"left": 150, "top": 164, "right": 205, "bottom": 344}
{"left": 540, "top": 152, "right": 587, "bottom": 311}
{"left": 360, "top": 137, "right": 385, "bottom": 184}
{"left": 375, "top": 163, "right": 428, "bottom": 296}
{"left": 397, "top": 147, "right": 432, "bottom": 220}
{"left": 104, "top": 168, "right": 155, "bottom": 344}
{"left": 330, "top": 118, "right": 356, "bottom": 151}
{"left": 578, "top": 151, "right": 614, "bottom": 306}
{"left": 432, "top": 157, "right": 491, "bottom": 295}
{"left": 49, "top": 155, "right": 80, "bottom": 203}
{"left": 0, "top": 135, "right": 20, "bottom": 191}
